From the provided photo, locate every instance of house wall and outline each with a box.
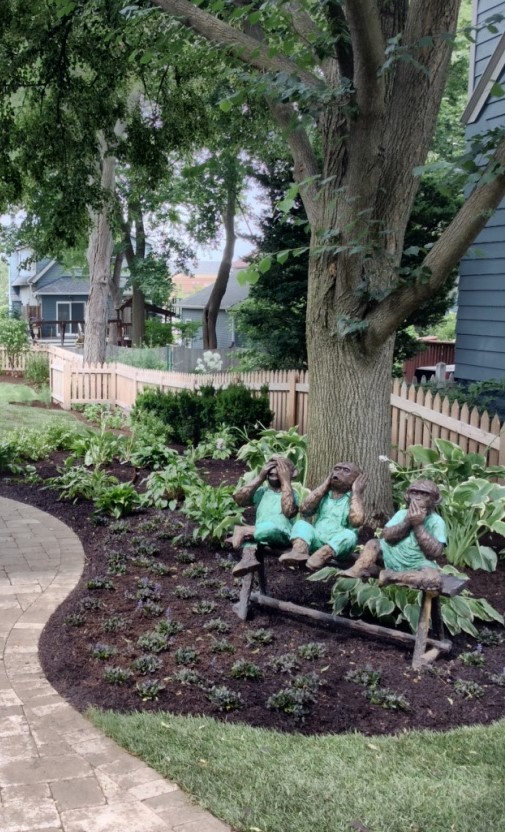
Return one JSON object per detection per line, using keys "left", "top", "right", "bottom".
{"left": 178, "top": 309, "right": 239, "bottom": 349}
{"left": 456, "top": 0, "right": 505, "bottom": 382}
{"left": 40, "top": 295, "right": 88, "bottom": 320}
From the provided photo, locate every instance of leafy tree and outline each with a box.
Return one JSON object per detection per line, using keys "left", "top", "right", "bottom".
{"left": 147, "top": 0, "right": 505, "bottom": 515}
{"left": 0, "top": 314, "right": 30, "bottom": 368}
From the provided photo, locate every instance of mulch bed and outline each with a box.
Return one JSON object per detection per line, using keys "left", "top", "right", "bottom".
{"left": 1, "top": 451, "right": 504, "bottom": 737}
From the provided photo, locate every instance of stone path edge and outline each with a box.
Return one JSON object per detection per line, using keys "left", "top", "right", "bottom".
{"left": 0, "top": 496, "right": 231, "bottom": 832}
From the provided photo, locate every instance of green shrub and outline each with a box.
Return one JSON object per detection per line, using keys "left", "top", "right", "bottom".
{"left": 144, "top": 319, "right": 173, "bottom": 347}
{"left": 24, "top": 353, "right": 49, "bottom": 385}
{"left": 181, "top": 484, "right": 244, "bottom": 543}
{"left": 0, "top": 317, "right": 29, "bottom": 368}
{"left": 214, "top": 383, "right": 273, "bottom": 438}
{"left": 132, "top": 383, "right": 273, "bottom": 445}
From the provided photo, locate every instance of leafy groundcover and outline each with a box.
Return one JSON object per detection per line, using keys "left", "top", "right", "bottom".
{"left": 1, "top": 451, "right": 505, "bottom": 737}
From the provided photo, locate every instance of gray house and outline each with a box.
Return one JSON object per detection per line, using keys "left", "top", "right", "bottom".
{"left": 8, "top": 247, "right": 88, "bottom": 337}
{"left": 176, "top": 264, "right": 250, "bottom": 348}
{"left": 456, "top": 0, "right": 505, "bottom": 381}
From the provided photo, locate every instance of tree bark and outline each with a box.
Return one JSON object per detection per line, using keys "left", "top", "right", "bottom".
{"left": 84, "top": 144, "right": 115, "bottom": 365}
{"left": 203, "top": 179, "right": 237, "bottom": 350}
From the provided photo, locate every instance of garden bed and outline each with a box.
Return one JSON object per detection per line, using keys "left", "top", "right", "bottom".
{"left": 1, "top": 452, "right": 504, "bottom": 737}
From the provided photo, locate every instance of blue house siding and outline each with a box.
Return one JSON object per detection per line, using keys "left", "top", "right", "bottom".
{"left": 456, "top": 0, "right": 505, "bottom": 382}
{"left": 179, "top": 309, "right": 237, "bottom": 349}
{"left": 41, "top": 295, "right": 88, "bottom": 320}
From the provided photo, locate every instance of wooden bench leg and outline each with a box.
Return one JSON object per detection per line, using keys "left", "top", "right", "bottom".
{"left": 233, "top": 572, "right": 255, "bottom": 621}
{"left": 257, "top": 546, "right": 267, "bottom": 595}
{"left": 412, "top": 591, "right": 435, "bottom": 670}
{"left": 430, "top": 596, "right": 445, "bottom": 640}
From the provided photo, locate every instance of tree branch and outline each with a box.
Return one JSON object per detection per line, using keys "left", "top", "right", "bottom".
{"left": 284, "top": 1, "right": 338, "bottom": 83}
{"left": 344, "top": 0, "right": 385, "bottom": 116}
{"left": 150, "top": 0, "right": 323, "bottom": 91}
{"left": 267, "top": 101, "right": 321, "bottom": 224}
{"left": 366, "top": 136, "right": 505, "bottom": 344}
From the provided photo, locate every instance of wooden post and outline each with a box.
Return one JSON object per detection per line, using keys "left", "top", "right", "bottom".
{"left": 412, "top": 591, "right": 435, "bottom": 670}
{"left": 434, "top": 362, "right": 446, "bottom": 389}
{"left": 61, "top": 357, "right": 72, "bottom": 410}
{"left": 286, "top": 371, "right": 298, "bottom": 429}
{"left": 499, "top": 423, "right": 505, "bottom": 469}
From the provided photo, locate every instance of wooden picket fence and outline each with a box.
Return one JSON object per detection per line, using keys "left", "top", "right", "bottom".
{"left": 46, "top": 345, "right": 505, "bottom": 466}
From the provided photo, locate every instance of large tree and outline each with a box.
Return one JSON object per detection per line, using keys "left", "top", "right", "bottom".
{"left": 147, "top": 0, "right": 505, "bottom": 516}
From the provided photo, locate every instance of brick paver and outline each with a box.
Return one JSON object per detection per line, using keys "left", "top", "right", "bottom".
{"left": 0, "top": 497, "right": 231, "bottom": 832}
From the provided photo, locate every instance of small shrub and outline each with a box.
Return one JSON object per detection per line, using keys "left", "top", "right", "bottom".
{"left": 488, "top": 670, "right": 505, "bottom": 686}
{"left": 109, "top": 520, "right": 128, "bottom": 535}
{"left": 182, "top": 563, "right": 208, "bottom": 579}
{"left": 245, "top": 628, "right": 274, "bottom": 646}
{"left": 90, "top": 642, "right": 117, "bottom": 660}
{"left": 174, "top": 647, "right": 199, "bottom": 665}
{"left": 64, "top": 612, "right": 85, "bottom": 627}
{"left": 230, "top": 660, "right": 263, "bottom": 680}
{"left": 210, "top": 638, "right": 235, "bottom": 654}
{"left": 182, "top": 484, "right": 244, "bottom": 543}
{"left": 102, "top": 614, "right": 131, "bottom": 633}
{"left": 148, "top": 561, "right": 171, "bottom": 577}
{"left": 297, "top": 642, "right": 327, "bottom": 661}
{"left": 363, "top": 687, "right": 410, "bottom": 711}
{"left": 131, "top": 538, "right": 160, "bottom": 558}
{"left": 200, "top": 578, "right": 222, "bottom": 589}
{"left": 174, "top": 585, "right": 198, "bottom": 600}
{"left": 103, "top": 666, "right": 133, "bottom": 685}
{"left": 175, "top": 550, "right": 196, "bottom": 564}
{"left": 135, "top": 679, "right": 165, "bottom": 700}
{"left": 269, "top": 653, "right": 299, "bottom": 674}
{"left": 454, "top": 679, "right": 485, "bottom": 699}
{"left": 345, "top": 666, "right": 382, "bottom": 688}
{"left": 477, "top": 627, "right": 504, "bottom": 647}
{"left": 171, "top": 669, "right": 206, "bottom": 687}
{"left": 291, "top": 672, "right": 323, "bottom": 693}
{"left": 87, "top": 577, "right": 115, "bottom": 591}
{"left": 216, "top": 586, "right": 239, "bottom": 602}
{"left": 191, "top": 600, "right": 216, "bottom": 615}
{"left": 79, "top": 596, "right": 103, "bottom": 612}
{"left": 207, "top": 685, "right": 243, "bottom": 711}
{"left": 203, "top": 618, "right": 230, "bottom": 634}
{"left": 459, "top": 650, "right": 485, "bottom": 667}
{"left": 94, "top": 483, "right": 142, "bottom": 519}
{"left": 136, "top": 600, "right": 164, "bottom": 618}
{"left": 129, "top": 555, "right": 153, "bottom": 569}
{"left": 217, "top": 557, "right": 235, "bottom": 571}
{"left": 267, "top": 686, "right": 316, "bottom": 720}
{"left": 136, "top": 578, "right": 162, "bottom": 602}
{"left": 156, "top": 617, "right": 183, "bottom": 636}
{"left": 132, "top": 654, "right": 162, "bottom": 675}
{"left": 25, "top": 353, "right": 49, "bottom": 385}
{"left": 106, "top": 551, "right": 127, "bottom": 575}
{"left": 137, "top": 631, "right": 170, "bottom": 653}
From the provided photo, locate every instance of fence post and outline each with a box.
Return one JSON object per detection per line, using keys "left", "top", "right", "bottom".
{"left": 434, "top": 362, "right": 446, "bottom": 389}
{"left": 62, "top": 358, "right": 72, "bottom": 410}
{"left": 109, "top": 363, "right": 116, "bottom": 407}
{"left": 499, "top": 424, "right": 505, "bottom": 469}
{"left": 286, "top": 371, "right": 298, "bottom": 429}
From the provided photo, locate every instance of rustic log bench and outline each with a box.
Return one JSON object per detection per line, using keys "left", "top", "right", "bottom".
{"left": 232, "top": 545, "right": 468, "bottom": 669}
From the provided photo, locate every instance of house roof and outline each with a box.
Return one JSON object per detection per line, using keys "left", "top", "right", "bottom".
{"left": 178, "top": 267, "right": 249, "bottom": 311}
{"left": 462, "top": 29, "right": 505, "bottom": 125}
{"left": 35, "top": 276, "right": 90, "bottom": 296}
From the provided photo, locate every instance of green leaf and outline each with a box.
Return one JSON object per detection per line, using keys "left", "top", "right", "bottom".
{"left": 464, "top": 545, "right": 497, "bottom": 573}
{"left": 219, "top": 99, "right": 234, "bottom": 113}
{"left": 373, "top": 594, "right": 396, "bottom": 618}
{"left": 332, "top": 592, "right": 349, "bottom": 615}
{"left": 402, "top": 603, "right": 420, "bottom": 632}
{"left": 258, "top": 257, "right": 272, "bottom": 274}
{"left": 441, "top": 603, "right": 459, "bottom": 635}
{"left": 276, "top": 250, "right": 291, "bottom": 265}
{"left": 307, "top": 566, "right": 338, "bottom": 582}
{"left": 409, "top": 445, "right": 439, "bottom": 464}
{"left": 449, "top": 595, "right": 474, "bottom": 619}
{"left": 456, "top": 616, "right": 478, "bottom": 637}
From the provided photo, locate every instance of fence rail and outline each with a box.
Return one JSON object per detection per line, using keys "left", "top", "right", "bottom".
{"left": 46, "top": 345, "right": 504, "bottom": 466}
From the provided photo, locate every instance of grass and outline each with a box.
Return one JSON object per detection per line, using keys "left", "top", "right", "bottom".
{"left": 88, "top": 708, "right": 505, "bottom": 832}
{"left": 0, "top": 382, "right": 83, "bottom": 433}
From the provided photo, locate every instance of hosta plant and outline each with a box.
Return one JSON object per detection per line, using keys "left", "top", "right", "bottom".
{"left": 93, "top": 483, "right": 142, "bottom": 519}
{"left": 47, "top": 465, "right": 117, "bottom": 503}
{"left": 438, "top": 478, "right": 505, "bottom": 571}
{"left": 142, "top": 461, "right": 201, "bottom": 508}
{"left": 236, "top": 425, "right": 308, "bottom": 486}
{"left": 309, "top": 568, "right": 503, "bottom": 638}
{"left": 181, "top": 484, "right": 244, "bottom": 543}
{"left": 186, "top": 424, "right": 237, "bottom": 462}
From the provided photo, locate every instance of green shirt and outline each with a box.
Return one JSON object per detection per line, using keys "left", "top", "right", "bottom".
{"left": 380, "top": 509, "right": 446, "bottom": 571}
{"left": 253, "top": 486, "right": 297, "bottom": 536}
{"left": 311, "top": 492, "right": 352, "bottom": 538}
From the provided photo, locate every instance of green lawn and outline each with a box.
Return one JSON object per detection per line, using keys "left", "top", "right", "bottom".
{"left": 89, "top": 708, "right": 505, "bottom": 832}
{"left": 0, "top": 382, "right": 82, "bottom": 433}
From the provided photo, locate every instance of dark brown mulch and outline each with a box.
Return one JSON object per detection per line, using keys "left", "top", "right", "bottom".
{"left": 1, "top": 454, "right": 504, "bottom": 737}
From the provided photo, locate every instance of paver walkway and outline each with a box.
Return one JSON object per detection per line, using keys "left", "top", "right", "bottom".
{"left": 0, "top": 496, "right": 231, "bottom": 832}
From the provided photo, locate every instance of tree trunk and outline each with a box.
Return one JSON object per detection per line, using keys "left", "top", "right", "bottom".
{"left": 131, "top": 284, "right": 145, "bottom": 346}
{"left": 84, "top": 151, "right": 115, "bottom": 365}
{"left": 203, "top": 179, "right": 237, "bottom": 350}
{"left": 305, "top": 250, "right": 395, "bottom": 520}
{"left": 108, "top": 251, "right": 124, "bottom": 346}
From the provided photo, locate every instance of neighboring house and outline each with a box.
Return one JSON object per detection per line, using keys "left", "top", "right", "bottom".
{"left": 456, "top": 0, "right": 505, "bottom": 381}
{"left": 176, "top": 261, "right": 249, "bottom": 348}
{"left": 8, "top": 247, "right": 88, "bottom": 338}
{"left": 171, "top": 260, "right": 220, "bottom": 302}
